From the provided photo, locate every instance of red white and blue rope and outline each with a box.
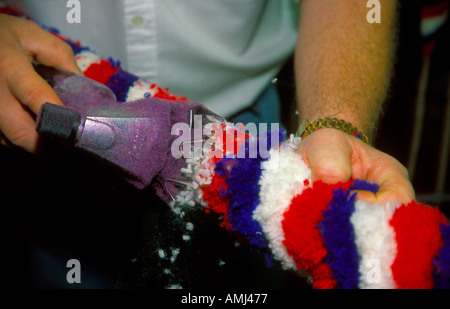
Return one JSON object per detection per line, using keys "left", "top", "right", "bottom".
{"left": 170, "top": 121, "right": 449, "bottom": 289}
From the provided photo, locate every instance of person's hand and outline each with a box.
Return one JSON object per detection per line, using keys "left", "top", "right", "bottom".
{"left": 296, "top": 128, "right": 415, "bottom": 206}
{"left": 0, "top": 14, "right": 82, "bottom": 155}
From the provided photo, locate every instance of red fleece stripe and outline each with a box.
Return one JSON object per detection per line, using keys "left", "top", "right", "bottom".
{"left": 282, "top": 180, "right": 353, "bottom": 289}
{"left": 201, "top": 171, "right": 232, "bottom": 230}
{"left": 390, "top": 202, "right": 448, "bottom": 289}
{"left": 83, "top": 59, "right": 119, "bottom": 85}
{"left": 153, "top": 86, "right": 188, "bottom": 102}
{"left": 201, "top": 127, "right": 250, "bottom": 230}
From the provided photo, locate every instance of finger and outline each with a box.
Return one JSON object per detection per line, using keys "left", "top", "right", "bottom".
{"left": 14, "top": 18, "right": 82, "bottom": 75}
{"left": 6, "top": 51, "right": 65, "bottom": 114}
{"left": 354, "top": 171, "right": 415, "bottom": 206}
{"left": 0, "top": 84, "right": 72, "bottom": 156}
{"left": 354, "top": 183, "right": 415, "bottom": 206}
{"left": 0, "top": 85, "right": 41, "bottom": 153}
{"left": 300, "top": 129, "right": 354, "bottom": 184}
{"left": 0, "top": 101, "right": 69, "bottom": 157}
{"left": 0, "top": 131, "right": 9, "bottom": 147}
{"left": 353, "top": 150, "right": 415, "bottom": 205}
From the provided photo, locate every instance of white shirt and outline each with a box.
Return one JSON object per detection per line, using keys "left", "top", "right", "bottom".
{"left": 3, "top": 0, "right": 300, "bottom": 117}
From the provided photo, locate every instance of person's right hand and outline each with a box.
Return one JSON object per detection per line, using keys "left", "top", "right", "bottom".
{"left": 296, "top": 128, "right": 415, "bottom": 207}
{"left": 0, "top": 14, "right": 82, "bottom": 155}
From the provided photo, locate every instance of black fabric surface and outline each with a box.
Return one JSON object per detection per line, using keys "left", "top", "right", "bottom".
{"left": 0, "top": 145, "right": 309, "bottom": 289}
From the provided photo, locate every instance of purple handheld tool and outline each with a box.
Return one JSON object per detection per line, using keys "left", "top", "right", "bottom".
{"left": 34, "top": 65, "right": 217, "bottom": 201}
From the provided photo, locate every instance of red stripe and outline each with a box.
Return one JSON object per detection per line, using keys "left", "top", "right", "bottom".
{"left": 201, "top": 170, "right": 232, "bottom": 230}
{"left": 282, "top": 180, "right": 353, "bottom": 288}
{"left": 153, "top": 86, "right": 188, "bottom": 102}
{"left": 201, "top": 126, "right": 250, "bottom": 230}
{"left": 0, "top": 5, "right": 31, "bottom": 18}
{"left": 390, "top": 202, "right": 448, "bottom": 289}
{"left": 83, "top": 59, "right": 119, "bottom": 85}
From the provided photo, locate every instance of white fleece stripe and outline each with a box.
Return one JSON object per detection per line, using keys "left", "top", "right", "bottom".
{"left": 253, "top": 140, "right": 311, "bottom": 270}
{"left": 75, "top": 50, "right": 102, "bottom": 72}
{"left": 171, "top": 122, "right": 243, "bottom": 211}
{"left": 351, "top": 200, "right": 398, "bottom": 289}
{"left": 125, "top": 80, "right": 158, "bottom": 102}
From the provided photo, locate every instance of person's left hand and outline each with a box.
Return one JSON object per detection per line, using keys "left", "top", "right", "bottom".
{"left": 296, "top": 128, "right": 415, "bottom": 206}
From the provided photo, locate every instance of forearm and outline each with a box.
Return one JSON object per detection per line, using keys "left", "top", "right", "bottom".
{"left": 295, "top": 0, "right": 399, "bottom": 139}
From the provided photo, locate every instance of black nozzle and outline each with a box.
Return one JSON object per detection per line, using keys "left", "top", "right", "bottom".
{"left": 36, "top": 103, "right": 81, "bottom": 143}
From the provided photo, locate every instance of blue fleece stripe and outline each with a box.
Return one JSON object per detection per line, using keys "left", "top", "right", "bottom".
{"left": 318, "top": 180, "right": 379, "bottom": 289}
{"left": 433, "top": 223, "right": 450, "bottom": 289}
{"left": 225, "top": 153, "right": 267, "bottom": 248}
{"left": 349, "top": 179, "right": 379, "bottom": 194}
{"left": 221, "top": 130, "right": 286, "bottom": 251}
{"left": 105, "top": 70, "right": 140, "bottom": 102}
{"left": 318, "top": 186, "right": 360, "bottom": 289}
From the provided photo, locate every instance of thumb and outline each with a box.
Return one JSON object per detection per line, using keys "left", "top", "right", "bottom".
{"left": 299, "top": 129, "right": 353, "bottom": 184}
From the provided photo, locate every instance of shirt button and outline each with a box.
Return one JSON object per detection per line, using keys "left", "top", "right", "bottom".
{"left": 131, "top": 15, "right": 144, "bottom": 27}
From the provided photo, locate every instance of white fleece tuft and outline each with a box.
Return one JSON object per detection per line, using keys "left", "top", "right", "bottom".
{"left": 350, "top": 200, "right": 398, "bottom": 289}
{"left": 253, "top": 138, "right": 311, "bottom": 270}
